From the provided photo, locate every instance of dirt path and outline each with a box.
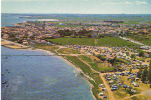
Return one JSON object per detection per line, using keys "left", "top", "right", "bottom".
{"left": 123, "top": 89, "right": 151, "bottom": 100}
{"left": 78, "top": 57, "right": 115, "bottom": 100}
{"left": 99, "top": 73, "right": 115, "bottom": 100}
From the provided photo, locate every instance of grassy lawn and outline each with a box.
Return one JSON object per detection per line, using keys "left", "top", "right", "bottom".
{"left": 79, "top": 55, "right": 116, "bottom": 73}
{"left": 122, "top": 21, "right": 139, "bottom": 25}
{"left": 48, "top": 37, "right": 139, "bottom": 47}
{"left": 57, "top": 48, "right": 81, "bottom": 54}
{"left": 48, "top": 38, "right": 95, "bottom": 45}
{"left": 142, "top": 40, "right": 151, "bottom": 46}
{"left": 31, "top": 44, "right": 59, "bottom": 54}
{"left": 65, "top": 56, "right": 104, "bottom": 100}
{"left": 65, "top": 56, "right": 92, "bottom": 74}
{"left": 89, "top": 73, "right": 104, "bottom": 100}
{"left": 125, "top": 95, "right": 151, "bottom": 100}
{"left": 79, "top": 55, "right": 93, "bottom": 62}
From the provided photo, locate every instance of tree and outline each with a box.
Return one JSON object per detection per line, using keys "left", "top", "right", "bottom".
{"left": 127, "top": 89, "right": 134, "bottom": 96}
{"left": 126, "top": 52, "right": 129, "bottom": 56}
{"left": 131, "top": 54, "right": 136, "bottom": 60}
{"left": 97, "top": 55, "right": 106, "bottom": 62}
{"left": 138, "top": 51, "right": 144, "bottom": 57}
{"left": 141, "top": 66, "right": 148, "bottom": 83}
{"left": 108, "top": 57, "right": 117, "bottom": 66}
{"left": 87, "top": 34, "right": 92, "bottom": 38}
{"left": 137, "top": 67, "right": 143, "bottom": 78}
{"left": 148, "top": 61, "right": 151, "bottom": 83}
{"left": 8, "top": 34, "right": 16, "bottom": 38}
{"left": 149, "top": 53, "right": 151, "bottom": 58}
{"left": 130, "top": 68, "right": 132, "bottom": 74}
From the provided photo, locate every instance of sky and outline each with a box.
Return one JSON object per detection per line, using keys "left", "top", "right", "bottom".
{"left": 1, "top": 0, "right": 151, "bottom": 14}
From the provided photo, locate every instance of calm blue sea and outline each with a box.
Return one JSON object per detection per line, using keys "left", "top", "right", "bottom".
{"left": 1, "top": 14, "right": 36, "bottom": 27}
{"left": 1, "top": 14, "right": 94, "bottom": 100}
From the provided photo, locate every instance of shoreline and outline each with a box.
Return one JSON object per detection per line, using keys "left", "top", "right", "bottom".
{"left": 61, "top": 56, "right": 96, "bottom": 100}
{"left": 1, "top": 39, "right": 29, "bottom": 49}
{"left": 1, "top": 39, "right": 96, "bottom": 100}
{"left": 32, "top": 48, "right": 96, "bottom": 100}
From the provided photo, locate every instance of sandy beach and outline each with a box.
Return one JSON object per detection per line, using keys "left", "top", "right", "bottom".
{"left": 1, "top": 39, "right": 29, "bottom": 49}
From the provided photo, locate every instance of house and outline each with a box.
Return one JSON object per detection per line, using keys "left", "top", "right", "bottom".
{"left": 3, "top": 34, "right": 9, "bottom": 39}
{"left": 144, "top": 53, "right": 149, "bottom": 58}
{"left": 47, "top": 42, "right": 51, "bottom": 45}
{"left": 23, "top": 42, "right": 28, "bottom": 45}
{"left": 41, "top": 40, "right": 46, "bottom": 43}
{"left": 106, "top": 56, "right": 114, "bottom": 60}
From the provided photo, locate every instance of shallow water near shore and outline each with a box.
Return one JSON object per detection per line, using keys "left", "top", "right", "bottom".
{"left": 1, "top": 46, "right": 94, "bottom": 100}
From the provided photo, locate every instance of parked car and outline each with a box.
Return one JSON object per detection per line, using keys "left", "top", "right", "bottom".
{"left": 132, "top": 82, "right": 139, "bottom": 87}
{"left": 99, "top": 84, "right": 104, "bottom": 87}
{"left": 102, "top": 88, "right": 106, "bottom": 91}
{"left": 123, "top": 84, "right": 127, "bottom": 88}
{"left": 103, "top": 96, "right": 107, "bottom": 99}
{"left": 119, "top": 83, "right": 122, "bottom": 86}
{"left": 99, "top": 92, "right": 104, "bottom": 96}
{"left": 128, "top": 86, "right": 133, "bottom": 89}
{"left": 111, "top": 88, "right": 116, "bottom": 91}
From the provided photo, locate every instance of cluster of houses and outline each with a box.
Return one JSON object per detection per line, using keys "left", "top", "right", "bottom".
{"left": 1, "top": 22, "right": 60, "bottom": 45}
{"left": 65, "top": 21, "right": 151, "bottom": 36}
{"left": 1, "top": 20, "right": 151, "bottom": 46}
{"left": 64, "top": 45, "right": 150, "bottom": 70}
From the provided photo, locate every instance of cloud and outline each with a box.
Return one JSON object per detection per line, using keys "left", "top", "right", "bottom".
{"left": 100, "top": 2, "right": 133, "bottom": 5}
{"left": 136, "top": 1, "right": 147, "bottom": 4}
{"left": 1, "top": 0, "right": 65, "bottom": 1}
{"left": 100, "top": 1, "right": 149, "bottom": 5}
{"left": 2, "top": 0, "right": 46, "bottom": 1}
{"left": 125, "top": 2, "right": 133, "bottom": 4}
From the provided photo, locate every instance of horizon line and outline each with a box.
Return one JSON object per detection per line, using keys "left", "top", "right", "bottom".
{"left": 2, "top": 13, "right": 151, "bottom": 15}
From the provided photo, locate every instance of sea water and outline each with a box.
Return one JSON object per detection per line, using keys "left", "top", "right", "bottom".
{"left": 1, "top": 14, "right": 94, "bottom": 100}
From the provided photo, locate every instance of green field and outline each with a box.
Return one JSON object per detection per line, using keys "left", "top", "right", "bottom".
{"left": 48, "top": 38, "right": 95, "bottom": 45}
{"left": 65, "top": 56, "right": 92, "bottom": 74}
{"left": 57, "top": 48, "right": 81, "bottom": 54}
{"left": 65, "top": 56, "right": 104, "bottom": 100}
{"left": 127, "top": 35, "right": 151, "bottom": 46}
{"left": 79, "top": 55, "right": 93, "bottom": 62}
{"left": 48, "top": 37, "right": 139, "bottom": 47}
{"left": 97, "top": 37, "right": 139, "bottom": 47}
{"left": 142, "top": 40, "right": 151, "bottom": 46}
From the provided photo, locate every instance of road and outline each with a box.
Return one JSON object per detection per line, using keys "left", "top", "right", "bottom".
{"left": 119, "top": 36, "right": 151, "bottom": 48}
{"left": 123, "top": 89, "right": 151, "bottom": 100}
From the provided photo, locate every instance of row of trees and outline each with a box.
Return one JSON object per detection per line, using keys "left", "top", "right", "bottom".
{"left": 97, "top": 55, "right": 128, "bottom": 68}
{"left": 56, "top": 29, "right": 92, "bottom": 38}
{"left": 137, "top": 61, "right": 151, "bottom": 83}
